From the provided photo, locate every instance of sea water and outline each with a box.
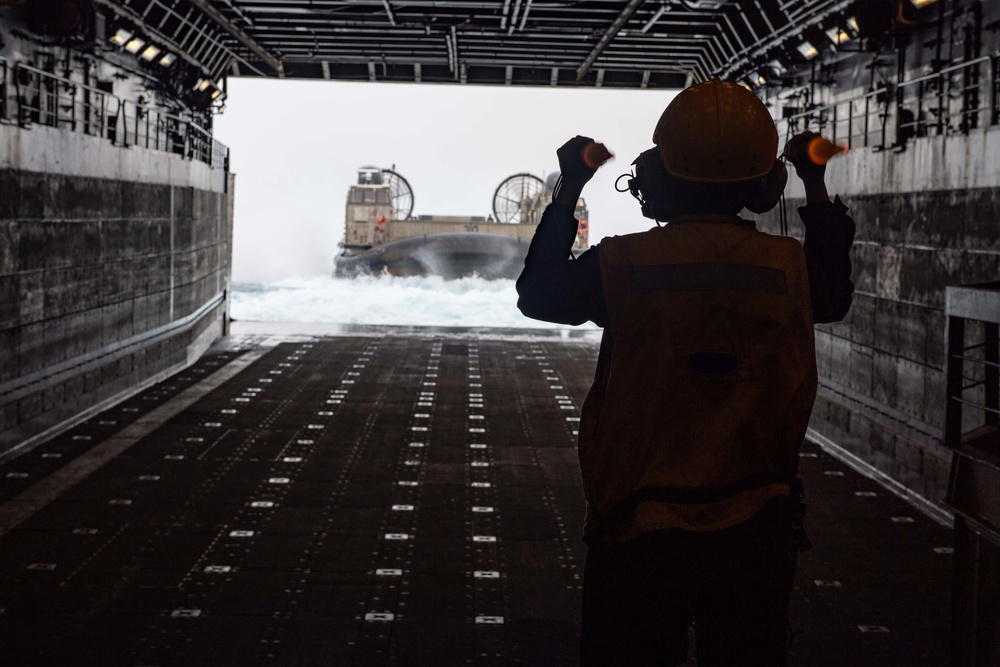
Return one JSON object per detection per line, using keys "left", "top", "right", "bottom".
{"left": 231, "top": 275, "right": 599, "bottom": 330}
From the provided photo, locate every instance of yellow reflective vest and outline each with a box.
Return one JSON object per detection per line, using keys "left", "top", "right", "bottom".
{"left": 580, "top": 215, "right": 817, "bottom": 541}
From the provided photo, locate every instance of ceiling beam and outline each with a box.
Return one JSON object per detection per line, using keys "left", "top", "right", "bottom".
{"left": 576, "top": 0, "right": 646, "bottom": 81}
{"left": 185, "top": 0, "right": 285, "bottom": 76}
{"left": 717, "top": 0, "right": 853, "bottom": 79}
{"left": 206, "top": 0, "right": 840, "bottom": 92}
{"left": 382, "top": 0, "right": 397, "bottom": 26}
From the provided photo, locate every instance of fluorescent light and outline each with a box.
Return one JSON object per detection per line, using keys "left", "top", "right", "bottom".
{"left": 140, "top": 45, "right": 160, "bottom": 61}
{"left": 797, "top": 41, "right": 818, "bottom": 59}
{"left": 110, "top": 28, "right": 132, "bottom": 46}
{"left": 910, "top": 0, "right": 935, "bottom": 7}
{"left": 124, "top": 37, "right": 146, "bottom": 54}
{"left": 752, "top": 72, "right": 767, "bottom": 86}
{"left": 847, "top": 17, "right": 860, "bottom": 32}
{"left": 158, "top": 53, "right": 176, "bottom": 67}
{"left": 211, "top": 89, "right": 222, "bottom": 100}
{"left": 769, "top": 59, "right": 787, "bottom": 76}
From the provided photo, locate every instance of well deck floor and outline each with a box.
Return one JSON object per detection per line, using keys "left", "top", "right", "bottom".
{"left": 0, "top": 329, "right": 951, "bottom": 665}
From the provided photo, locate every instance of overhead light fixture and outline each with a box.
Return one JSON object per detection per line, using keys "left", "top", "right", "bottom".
{"left": 847, "top": 17, "right": 860, "bottom": 33}
{"left": 193, "top": 78, "right": 211, "bottom": 92}
{"left": 910, "top": 0, "right": 935, "bottom": 6}
{"left": 140, "top": 45, "right": 161, "bottom": 61}
{"left": 124, "top": 37, "right": 146, "bottom": 54}
{"left": 751, "top": 72, "right": 767, "bottom": 86}
{"left": 109, "top": 28, "right": 132, "bottom": 46}
{"left": 211, "top": 89, "right": 222, "bottom": 100}
{"left": 797, "top": 41, "right": 818, "bottom": 59}
{"left": 826, "top": 27, "right": 851, "bottom": 45}
{"left": 158, "top": 53, "right": 176, "bottom": 67}
{"left": 769, "top": 59, "right": 788, "bottom": 76}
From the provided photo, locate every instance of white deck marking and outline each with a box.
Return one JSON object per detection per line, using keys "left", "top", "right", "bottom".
{"left": 0, "top": 350, "right": 268, "bottom": 537}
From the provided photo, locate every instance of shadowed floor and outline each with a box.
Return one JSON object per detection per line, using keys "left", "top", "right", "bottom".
{"left": 0, "top": 327, "right": 951, "bottom": 665}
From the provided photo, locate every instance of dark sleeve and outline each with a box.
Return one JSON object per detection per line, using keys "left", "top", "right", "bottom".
{"left": 799, "top": 195, "right": 856, "bottom": 323}
{"left": 516, "top": 202, "right": 609, "bottom": 327}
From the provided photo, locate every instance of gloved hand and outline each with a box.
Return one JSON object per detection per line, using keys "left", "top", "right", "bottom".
{"left": 556, "top": 135, "right": 601, "bottom": 187}
{"left": 784, "top": 131, "right": 826, "bottom": 184}
{"left": 784, "top": 131, "right": 830, "bottom": 204}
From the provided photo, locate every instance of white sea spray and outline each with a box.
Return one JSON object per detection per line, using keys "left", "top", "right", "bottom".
{"left": 231, "top": 275, "right": 599, "bottom": 330}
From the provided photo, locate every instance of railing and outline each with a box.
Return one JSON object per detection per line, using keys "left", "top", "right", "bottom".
{"left": 14, "top": 63, "right": 115, "bottom": 140}
{"left": 10, "top": 62, "right": 227, "bottom": 170}
{"left": 120, "top": 100, "right": 228, "bottom": 170}
{"left": 899, "top": 56, "right": 998, "bottom": 138}
{"left": 945, "top": 282, "right": 1000, "bottom": 450}
{"left": 778, "top": 55, "right": 1000, "bottom": 151}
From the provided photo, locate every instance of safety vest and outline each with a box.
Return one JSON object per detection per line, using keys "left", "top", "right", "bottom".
{"left": 580, "top": 216, "right": 817, "bottom": 541}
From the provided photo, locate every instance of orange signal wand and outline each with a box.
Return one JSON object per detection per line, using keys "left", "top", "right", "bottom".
{"left": 807, "top": 136, "right": 848, "bottom": 165}
{"left": 583, "top": 142, "right": 614, "bottom": 169}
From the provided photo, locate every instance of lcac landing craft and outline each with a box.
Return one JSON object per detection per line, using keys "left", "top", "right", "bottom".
{"left": 334, "top": 166, "right": 589, "bottom": 279}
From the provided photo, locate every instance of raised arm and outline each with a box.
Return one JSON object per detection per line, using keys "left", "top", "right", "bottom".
{"left": 516, "top": 136, "right": 610, "bottom": 327}
{"left": 785, "top": 131, "right": 856, "bottom": 323}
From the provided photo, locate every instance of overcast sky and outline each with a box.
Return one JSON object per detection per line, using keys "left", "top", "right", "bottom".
{"left": 213, "top": 78, "right": 679, "bottom": 283}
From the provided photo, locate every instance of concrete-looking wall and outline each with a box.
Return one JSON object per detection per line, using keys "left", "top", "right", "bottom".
{"left": 0, "top": 123, "right": 233, "bottom": 456}
{"left": 758, "top": 127, "right": 1000, "bottom": 508}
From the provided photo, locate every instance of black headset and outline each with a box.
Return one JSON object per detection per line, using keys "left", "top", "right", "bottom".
{"left": 619, "top": 148, "right": 788, "bottom": 222}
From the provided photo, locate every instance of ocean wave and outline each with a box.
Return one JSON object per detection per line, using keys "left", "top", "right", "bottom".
{"left": 231, "top": 275, "right": 598, "bottom": 330}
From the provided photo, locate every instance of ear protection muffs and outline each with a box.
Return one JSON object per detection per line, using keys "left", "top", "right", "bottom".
{"left": 622, "top": 147, "right": 676, "bottom": 222}
{"left": 743, "top": 159, "right": 787, "bottom": 214}
{"left": 622, "top": 151, "right": 788, "bottom": 220}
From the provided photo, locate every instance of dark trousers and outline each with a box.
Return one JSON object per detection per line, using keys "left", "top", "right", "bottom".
{"left": 581, "top": 498, "right": 793, "bottom": 667}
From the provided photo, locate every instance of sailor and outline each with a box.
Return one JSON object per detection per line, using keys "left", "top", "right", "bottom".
{"left": 516, "top": 80, "right": 855, "bottom": 666}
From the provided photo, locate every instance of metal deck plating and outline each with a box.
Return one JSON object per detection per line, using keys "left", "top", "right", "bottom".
{"left": 0, "top": 328, "right": 950, "bottom": 665}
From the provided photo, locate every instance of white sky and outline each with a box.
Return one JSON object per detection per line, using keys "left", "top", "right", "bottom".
{"left": 213, "top": 78, "right": 678, "bottom": 283}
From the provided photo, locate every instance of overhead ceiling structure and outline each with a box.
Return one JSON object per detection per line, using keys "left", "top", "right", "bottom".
{"left": 104, "top": 0, "right": 860, "bottom": 90}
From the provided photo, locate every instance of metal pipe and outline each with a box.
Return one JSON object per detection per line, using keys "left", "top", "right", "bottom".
{"left": 641, "top": 4, "right": 668, "bottom": 33}
{"left": 576, "top": 0, "right": 646, "bottom": 81}
{"left": 382, "top": 0, "right": 397, "bottom": 26}
{"left": 508, "top": 0, "right": 523, "bottom": 35}
{"left": 518, "top": 0, "right": 532, "bottom": 31}
{"left": 752, "top": 0, "right": 776, "bottom": 34}
{"left": 221, "top": 0, "right": 254, "bottom": 26}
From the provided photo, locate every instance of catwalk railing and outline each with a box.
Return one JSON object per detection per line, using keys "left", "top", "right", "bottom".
{"left": 778, "top": 55, "right": 1000, "bottom": 151}
{"left": 7, "top": 62, "right": 227, "bottom": 171}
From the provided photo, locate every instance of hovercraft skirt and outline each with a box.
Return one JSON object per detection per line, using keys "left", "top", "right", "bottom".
{"left": 335, "top": 232, "right": 536, "bottom": 280}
